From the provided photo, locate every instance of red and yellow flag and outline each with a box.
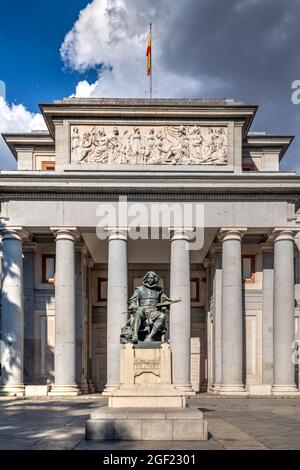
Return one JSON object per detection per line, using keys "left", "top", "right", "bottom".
{"left": 146, "top": 29, "right": 152, "bottom": 76}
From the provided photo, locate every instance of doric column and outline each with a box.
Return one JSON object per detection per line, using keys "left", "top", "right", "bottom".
{"left": 169, "top": 228, "right": 194, "bottom": 394}
{"left": 50, "top": 228, "right": 80, "bottom": 396}
{"left": 272, "top": 229, "right": 298, "bottom": 395}
{"left": 23, "top": 240, "right": 37, "bottom": 385}
{"left": 261, "top": 243, "right": 274, "bottom": 388}
{"left": 0, "top": 227, "right": 28, "bottom": 396}
{"left": 218, "top": 228, "right": 247, "bottom": 395}
{"left": 103, "top": 228, "right": 128, "bottom": 394}
{"left": 210, "top": 243, "right": 222, "bottom": 392}
{"left": 85, "top": 256, "right": 95, "bottom": 393}
{"left": 203, "top": 258, "right": 213, "bottom": 391}
{"left": 295, "top": 233, "right": 300, "bottom": 392}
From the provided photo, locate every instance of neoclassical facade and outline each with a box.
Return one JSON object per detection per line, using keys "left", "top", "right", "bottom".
{"left": 0, "top": 98, "right": 300, "bottom": 397}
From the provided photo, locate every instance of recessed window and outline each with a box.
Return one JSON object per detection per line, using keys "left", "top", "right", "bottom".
{"left": 242, "top": 163, "right": 255, "bottom": 171}
{"left": 41, "top": 162, "right": 55, "bottom": 171}
{"left": 242, "top": 255, "right": 256, "bottom": 283}
{"left": 190, "top": 278, "right": 200, "bottom": 302}
{"left": 97, "top": 278, "right": 108, "bottom": 301}
{"left": 42, "top": 254, "right": 55, "bottom": 284}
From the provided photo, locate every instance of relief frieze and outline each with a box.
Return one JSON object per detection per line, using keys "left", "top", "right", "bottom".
{"left": 71, "top": 125, "right": 228, "bottom": 165}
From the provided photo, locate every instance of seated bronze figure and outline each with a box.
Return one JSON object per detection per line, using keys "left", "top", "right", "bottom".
{"left": 120, "top": 271, "right": 177, "bottom": 344}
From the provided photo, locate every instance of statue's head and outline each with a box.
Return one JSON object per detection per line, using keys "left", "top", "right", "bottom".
{"left": 143, "top": 271, "right": 160, "bottom": 287}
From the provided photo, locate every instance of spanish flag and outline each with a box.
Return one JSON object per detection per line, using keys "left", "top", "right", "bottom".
{"left": 146, "top": 27, "right": 152, "bottom": 76}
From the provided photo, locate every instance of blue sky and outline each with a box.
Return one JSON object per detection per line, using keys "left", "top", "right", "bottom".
{"left": 0, "top": 0, "right": 94, "bottom": 111}
{"left": 0, "top": 0, "right": 300, "bottom": 172}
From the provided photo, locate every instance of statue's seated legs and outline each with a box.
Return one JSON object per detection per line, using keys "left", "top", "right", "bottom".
{"left": 144, "top": 311, "right": 166, "bottom": 342}
{"left": 132, "top": 307, "right": 146, "bottom": 343}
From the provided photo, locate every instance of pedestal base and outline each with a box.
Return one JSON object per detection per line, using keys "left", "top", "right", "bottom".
{"left": 272, "top": 384, "right": 300, "bottom": 396}
{"left": 48, "top": 384, "right": 81, "bottom": 397}
{"left": 0, "top": 384, "right": 25, "bottom": 397}
{"left": 218, "top": 384, "right": 249, "bottom": 396}
{"left": 108, "top": 385, "right": 186, "bottom": 408}
{"left": 25, "top": 385, "right": 50, "bottom": 397}
{"left": 86, "top": 406, "right": 208, "bottom": 441}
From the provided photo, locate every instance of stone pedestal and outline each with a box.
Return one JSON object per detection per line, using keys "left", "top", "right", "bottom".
{"left": 86, "top": 407, "right": 208, "bottom": 441}
{"left": 108, "top": 343, "right": 185, "bottom": 408}
{"left": 86, "top": 343, "right": 208, "bottom": 441}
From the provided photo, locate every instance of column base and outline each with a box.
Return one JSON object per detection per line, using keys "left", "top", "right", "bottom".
{"left": 88, "top": 381, "right": 96, "bottom": 394}
{"left": 174, "top": 384, "right": 196, "bottom": 396}
{"left": 102, "top": 384, "right": 120, "bottom": 396}
{"left": 272, "top": 384, "right": 300, "bottom": 396}
{"left": 0, "top": 384, "right": 25, "bottom": 397}
{"left": 209, "top": 383, "right": 221, "bottom": 394}
{"left": 79, "top": 381, "right": 89, "bottom": 394}
{"left": 218, "top": 384, "right": 249, "bottom": 396}
{"left": 48, "top": 384, "right": 81, "bottom": 397}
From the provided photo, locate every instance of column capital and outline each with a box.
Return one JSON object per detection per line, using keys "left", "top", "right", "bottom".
{"left": 203, "top": 258, "right": 211, "bottom": 269}
{"left": 83, "top": 254, "right": 94, "bottom": 268}
{"left": 260, "top": 242, "right": 274, "bottom": 253}
{"left": 105, "top": 227, "right": 129, "bottom": 241}
{"left": 0, "top": 226, "right": 30, "bottom": 242}
{"left": 269, "top": 228, "right": 298, "bottom": 243}
{"left": 169, "top": 227, "right": 195, "bottom": 242}
{"left": 218, "top": 228, "right": 247, "bottom": 242}
{"left": 50, "top": 227, "right": 81, "bottom": 242}
{"left": 209, "top": 242, "right": 222, "bottom": 256}
{"left": 23, "top": 241, "right": 38, "bottom": 253}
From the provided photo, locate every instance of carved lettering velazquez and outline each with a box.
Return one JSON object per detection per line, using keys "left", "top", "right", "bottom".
{"left": 71, "top": 125, "right": 228, "bottom": 165}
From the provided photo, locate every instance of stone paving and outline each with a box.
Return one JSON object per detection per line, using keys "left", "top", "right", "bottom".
{"left": 0, "top": 395, "right": 300, "bottom": 450}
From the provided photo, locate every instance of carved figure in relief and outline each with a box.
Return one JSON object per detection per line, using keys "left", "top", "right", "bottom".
{"left": 93, "top": 128, "right": 109, "bottom": 163}
{"left": 78, "top": 132, "right": 93, "bottom": 162}
{"left": 107, "top": 127, "right": 120, "bottom": 164}
{"left": 215, "top": 128, "right": 227, "bottom": 161}
{"left": 71, "top": 127, "right": 80, "bottom": 161}
{"left": 144, "top": 128, "right": 155, "bottom": 163}
{"left": 190, "top": 126, "right": 204, "bottom": 163}
{"left": 164, "top": 126, "right": 189, "bottom": 164}
{"left": 129, "top": 127, "right": 142, "bottom": 164}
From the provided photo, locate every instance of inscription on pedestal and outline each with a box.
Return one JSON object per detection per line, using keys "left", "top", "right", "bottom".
{"left": 134, "top": 358, "right": 160, "bottom": 377}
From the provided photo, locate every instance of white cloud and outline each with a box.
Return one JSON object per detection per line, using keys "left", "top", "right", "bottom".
{"left": 61, "top": 0, "right": 217, "bottom": 99}
{"left": 0, "top": 97, "right": 46, "bottom": 169}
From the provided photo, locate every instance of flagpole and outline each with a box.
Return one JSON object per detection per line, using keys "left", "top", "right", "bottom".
{"left": 150, "top": 22, "right": 152, "bottom": 99}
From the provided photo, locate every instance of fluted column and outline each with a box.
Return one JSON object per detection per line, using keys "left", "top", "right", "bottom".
{"left": 272, "top": 229, "right": 298, "bottom": 395}
{"left": 103, "top": 228, "right": 128, "bottom": 394}
{"left": 50, "top": 228, "right": 80, "bottom": 396}
{"left": 0, "top": 227, "right": 28, "bottom": 396}
{"left": 170, "top": 228, "right": 194, "bottom": 394}
{"left": 219, "top": 228, "right": 247, "bottom": 395}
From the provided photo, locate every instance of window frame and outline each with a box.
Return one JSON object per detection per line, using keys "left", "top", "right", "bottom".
{"left": 42, "top": 254, "right": 56, "bottom": 284}
{"left": 97, "top": 277, "right": 108, "bottom": 302}
{"left": 41, "top": 161, "right": 55, "bottom": 171}
{"left": 242, "top": 255, "right": 256, "bottom": 284}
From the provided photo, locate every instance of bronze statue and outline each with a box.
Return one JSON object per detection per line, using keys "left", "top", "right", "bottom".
{"left": 121, "top": 271, "right": 179, "bottom": 344}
